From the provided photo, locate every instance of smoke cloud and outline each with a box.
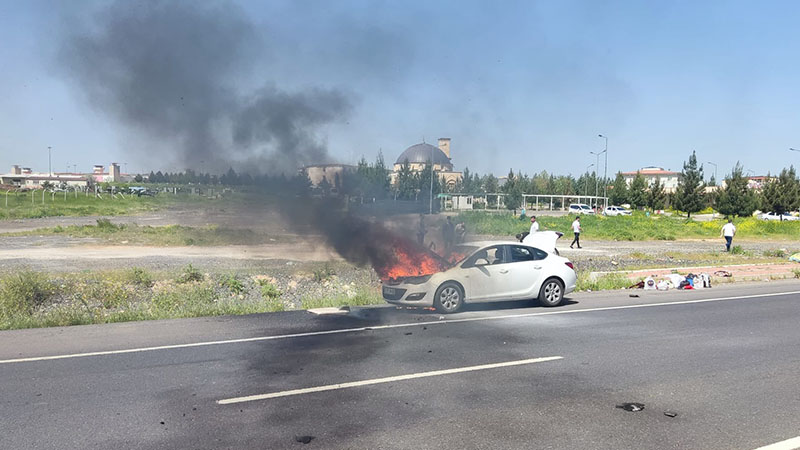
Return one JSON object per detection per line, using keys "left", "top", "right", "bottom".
{"left": 59, "top": 0, "right": 351, "bottom": 174}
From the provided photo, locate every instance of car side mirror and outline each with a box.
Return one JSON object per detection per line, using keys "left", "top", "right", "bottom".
{"left": 474, "top": 258, "right": 489, "bottom": 266}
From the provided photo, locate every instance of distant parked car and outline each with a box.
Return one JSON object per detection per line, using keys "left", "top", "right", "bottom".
{"left": 129, "top": 186, "right": 157, "bottom": 197}
{"left": 603, "top": 206, "right": 632, "bottom": 216}
{"left": 760, "top": 212, "right": 799, "bottom": 221}
{"left": 568, "top": 203, "right": 594, "bottom": 215}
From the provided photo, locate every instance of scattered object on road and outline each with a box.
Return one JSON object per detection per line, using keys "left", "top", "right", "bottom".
{"left": 307, "top": 307, "right": 350, "bottom": 315}
{"left": 714, "top": 270, "right": 733, "bottom": 277}
{"left": 628, "top": 280, "right": 645, "bottom": 289}
{"left": 616, "top": 402, "right": 645, "bottom": 412}
{"left": 790, "top": 253, "right": 800, "bottom": 263}
{"left": 664, "top": 411, "right": 678, "bottom": 418}
{"left": 295, "top": 435, "right": 315, "bottom": 444}
{"left": 629, "top": 294, "right": 640, "bottom": 298}
{"left": 404, "top": 332, "right": 412, "bottom": 336}
{"left": 644, "top": 276, "right": 656, "bottom": 290}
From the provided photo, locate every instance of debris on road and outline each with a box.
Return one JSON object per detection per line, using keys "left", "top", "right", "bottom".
{"left": 616, "top": 402, "right": 645, "bottom": 412}
{"left": 295, "top": 435, "right": 315, "bottom": 444}
{"left": 664, "top": 411, "right": 678, "bottom": 418}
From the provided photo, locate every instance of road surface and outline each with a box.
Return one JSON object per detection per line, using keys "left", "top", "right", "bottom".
{"left": 2, "top": 281, "right": 800, "bottom": 449}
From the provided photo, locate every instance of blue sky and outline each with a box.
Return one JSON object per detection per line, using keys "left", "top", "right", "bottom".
{"left": 1, "top": 0, "right": 798, "bottom": 179}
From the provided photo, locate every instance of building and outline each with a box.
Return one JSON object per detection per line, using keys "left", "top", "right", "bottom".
{"left": 302, "top": 164, "right": 357, "bottom": 192}
{"left": 621, "top": 167, "right": 681, "bottom": 193}
{"left": 390, "top": 138, "right": 463, "bottom": 190}
{"left": 0, "top": 162, "right": 123, "bottom": 188}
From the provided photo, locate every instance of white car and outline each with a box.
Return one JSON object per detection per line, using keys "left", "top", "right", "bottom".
{"left": 760, "top": 212, "right": 799, "bottom": 221}
{"left": 603, "top": 206, "right": 632, "bottom": 216}
{"left": 569, "top": 203, "right": 595, "bottom": 215}
{"left": 382, "top": 241, "right": 577, "bottom": 313}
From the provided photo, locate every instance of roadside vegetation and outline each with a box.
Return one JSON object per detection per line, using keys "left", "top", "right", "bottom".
{"left": 5, "top": 219, "right": 276, "bottom": 246}
{"left": 458, "top": 211, "right": 800, "bottom": 241}
{"left": 0, "top": 264, "right": 382, "bottom": 330}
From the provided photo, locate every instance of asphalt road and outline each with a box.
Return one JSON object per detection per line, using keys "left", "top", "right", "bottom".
{"left": 2, "top": 281, "right": 800, "bottom": 450}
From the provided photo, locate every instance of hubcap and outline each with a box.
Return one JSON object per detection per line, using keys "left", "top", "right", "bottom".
{"left": 545, "top": 282, "right": 561, "bottom": 303}
{"left": 440, "top": 286, "right": 460, "bottom": 310}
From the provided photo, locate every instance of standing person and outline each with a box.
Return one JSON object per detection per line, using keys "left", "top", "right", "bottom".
{"left": 570, "top": 216, "right": 582, "bottom": 249}
{"left": 455, "top": 221, "right": 466, "bottom": 244}
{"left": 529, "top": 215, "right": 539, "bottom": 234}
{"left": 721, "top": 219, "right": 736, "bottom": 252}
{"left": 417, "top": 214, "right": 426, "bottom": 246}
{"left": 442, "top": 216, "right": 455, "bottom": 251}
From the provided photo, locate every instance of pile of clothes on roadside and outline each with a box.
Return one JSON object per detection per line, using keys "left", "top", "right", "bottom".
{"left": 628, "top": 272, "right": 713, "bottom": 291}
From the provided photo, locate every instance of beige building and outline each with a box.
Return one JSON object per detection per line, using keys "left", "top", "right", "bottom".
{"left": 303, "top": 164, "right": 356, "bottom": 192}
{"left": 391, "top": 138, "right": 462, "bottom": 190}
{"left": 622, "top": 167, "right": 681, "bottom": 193}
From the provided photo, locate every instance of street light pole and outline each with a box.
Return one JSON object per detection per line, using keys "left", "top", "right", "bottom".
{"left": 589, "top": 151, "right": 602, "bottom": 198}
{"left": 598, "top": 135, "right": 608, "bottom": 208}
{"left": 48, "top": 146, "right": 52, "bottom": 175}
{"left": 706, "top": 161, "right": 718, "bottom": 185}
{"left": 429, "top": 145, "right": 434, "bottom": 214}
{"left": 585, "top": 163, "right": 594, "bottom": 197}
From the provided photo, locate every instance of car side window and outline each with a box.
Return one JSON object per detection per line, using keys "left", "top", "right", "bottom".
{"left": 509, "top": 245, "right": 534, "bottom": 262}
{"left": 463, "top": 245, "right": 505, "bottom": 266}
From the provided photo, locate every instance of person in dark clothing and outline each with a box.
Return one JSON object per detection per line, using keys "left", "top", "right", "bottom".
{"left": 417, "top": 214, "right": 426, "bottom": 246}
{"left": 442, "top": 216, "right": 455, "bottom": 250}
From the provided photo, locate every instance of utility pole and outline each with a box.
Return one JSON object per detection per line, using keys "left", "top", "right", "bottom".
{"left": 48, "top": 146, "right": 52, "bottom": 175}
{"left": 429, "top": 145, "right": 434, "bottom": 214}
{"left": 598, "top": 135, "right": 608, "bottom": 208}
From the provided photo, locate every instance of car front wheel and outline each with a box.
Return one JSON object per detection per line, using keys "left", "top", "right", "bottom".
{"left": 434, "top": 282, "right": 464, "bottom": 314}
{"left": 538, "top": 278, "right": 564, "bottom": 307}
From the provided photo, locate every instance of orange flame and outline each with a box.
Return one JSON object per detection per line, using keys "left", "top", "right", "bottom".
{"left": 375, "top": 237, "right": 448, "bottom": 281}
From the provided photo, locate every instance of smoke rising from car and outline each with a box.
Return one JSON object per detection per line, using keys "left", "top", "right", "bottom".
{"left": 58, "top": 0, "right": 351, "bottom": 174}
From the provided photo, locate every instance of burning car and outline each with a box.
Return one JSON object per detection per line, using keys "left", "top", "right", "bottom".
{"left": 381, "top": 240, "right": 577, "bottom": 313}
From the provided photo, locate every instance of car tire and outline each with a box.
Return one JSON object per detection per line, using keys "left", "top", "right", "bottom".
{"left": 538, "top": 278, "right": 564, "bottom": 307}
{"left": 434, "top": 282, "right": 464, "bottom": 314}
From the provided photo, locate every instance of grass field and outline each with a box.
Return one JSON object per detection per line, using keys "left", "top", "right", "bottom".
{"left": 457, "top": 211, "right": 800, "bottom": 240}
{"left": 7, "top": 219, "right": 274, "bottom": 246}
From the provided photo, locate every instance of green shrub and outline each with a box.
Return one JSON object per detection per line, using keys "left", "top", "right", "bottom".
{"left": 313, "top": 264, "right": 336, "bottom": 282}
{"left": 220, "top": 275, "right": 246, "bottom": 295}
{"left": 152, "top": 282, "right": 216, "bottom": 313}
{"left": 0, "top": 270, "right": 57, "bottom": 316}
{"left": 259, "top": 280, "right": 281, "bottom": 299}
{"left": 730, "top": 245, "right": 745, "bottom": 255}
{"left": 793, "top": 269, "right": 800, "bottom": 279}
{"left": 177, "top": 264, "right": 204, "bottom": 283}
{"left": 763, "top": 249, "right": 787, "bottom": 258}
{"left": 126, "top": 267, "right": 154, "bottom": 287}
{"left": 95, "top": 218, "right": 123, "bottom": 231}
{"left": 575, "top": 272, "right": 634, "bottom": 292}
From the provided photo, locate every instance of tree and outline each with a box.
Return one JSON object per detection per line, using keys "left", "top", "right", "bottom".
{"left": 134, "top": 174, "right": 143, "bottom": 182}
{"left": 502, "top": 169, "right": 523, "bottom": 210}
{"left": 716, "top": 162, "right": 758, "bottom": 218}
{"left": 628, "top": 172, "right": 647, "bottom": 209}
{"left": 647, "top": 177, "right": 667, "bottom": 210}
{"left": 708, "top": 174, "right": 717, "bottom": 187}
{"left": 609, "top": 172, "right": 628, "bottom": 206}
{"left": 394, "top": 160, "right": 416, "bottom": 200}
{"left": 673, "top": 151, "right": 705, "bottom": 218}
{"left": 761, "top": 166, "right": 799, "bottom": 217}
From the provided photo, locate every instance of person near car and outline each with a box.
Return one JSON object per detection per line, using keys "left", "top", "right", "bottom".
{"left": 442, "top": 216, "right": 455, "bottom": 251}
{"left": 529, "top": 215, "right": 539, "bottom": 234}
{"left": 570, "top": 216, "right": 582, "bottom": 249}
{"left": 721, "top": 219, "right": 736, "bottom": 252}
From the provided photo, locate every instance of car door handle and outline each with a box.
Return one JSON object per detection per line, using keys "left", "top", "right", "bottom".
{"left": 533, "top": 266, "right": 542, "bottom": 270}
{"left": 499, "top": 269, "right": 509, "bottom": 274}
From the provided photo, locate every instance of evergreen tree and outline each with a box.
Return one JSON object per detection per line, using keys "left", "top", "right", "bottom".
{"left": 674, "top": 151, "right": 705, "bottom": 218}
{"left": 148, "top": 171, "right": 156, "bottom": 183}
{"left": 761, "top": 166, "right": 799, "bottom": 217}
{"left": 483, "top": 174, "right": 499, "bottom": 193}
{"left": 609, "top": 172, "right": 628, "bottom": 206}
{"left": 628, "top": 171, "right": 647, "bottom": 209}
{"left": 708, "top": 174, "right": 717, "bottom": 187}
{"left": 716, "top": 162, "right": 758, "bottom": 217}
{"left": 394, "top": 159, "right": 416, "bottom": 200}
{"left": 134, "top": 174, "right": 143, "bottom": 182}
{"left": 502, "top": 169, "right": 523, "bottom": 210}
{"left": 647, "top": 177, "right": 667, "bottom": 210}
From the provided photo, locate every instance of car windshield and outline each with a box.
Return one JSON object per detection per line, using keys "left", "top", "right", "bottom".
{"left": 445, "top": 245, "right": 480, "bottom": 267}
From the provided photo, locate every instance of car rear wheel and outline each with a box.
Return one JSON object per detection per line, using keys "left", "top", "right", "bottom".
{"left": 538, "top": 278, "right": 564, "bottom": 307}
{"left": 434, "top": 282, "right": 464, "bottom": 314}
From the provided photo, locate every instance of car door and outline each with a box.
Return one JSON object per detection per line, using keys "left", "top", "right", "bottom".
{"left": 460, "top": 245, "right": 510, "bottom": 301}
{"left": 504, "top": 245, "right": 546, "bottom": 299}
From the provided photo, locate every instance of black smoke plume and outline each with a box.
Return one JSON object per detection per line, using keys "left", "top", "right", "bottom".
{"left": 59, "top": 0, "right": 351, "bottom": 174}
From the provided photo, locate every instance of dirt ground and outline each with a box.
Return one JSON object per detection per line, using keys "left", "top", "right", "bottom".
{"left": 0, "top": 204, "right": 795, "bottom": 274}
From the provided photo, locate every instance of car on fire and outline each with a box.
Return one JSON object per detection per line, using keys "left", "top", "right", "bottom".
{"left": 382, "top": 240, "right": 577, "bottom": 313}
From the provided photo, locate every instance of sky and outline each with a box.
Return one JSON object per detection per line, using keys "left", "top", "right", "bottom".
{"left": 1, "top": 0, "right": 799, "bottom": 180}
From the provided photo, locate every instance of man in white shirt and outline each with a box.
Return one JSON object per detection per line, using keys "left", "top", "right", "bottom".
{"left": 570, "top": 216, "right": 582, "bottom": 249}
{"left": 721, "top": 219, "right": 736, "bottom": 252}
{"left": 529, "top": 216, "right": 539, "bottom": 234}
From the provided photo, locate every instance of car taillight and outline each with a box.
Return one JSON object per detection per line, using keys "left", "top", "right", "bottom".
{"left": 565, "top": 262, "right": 575, "bottom": 270}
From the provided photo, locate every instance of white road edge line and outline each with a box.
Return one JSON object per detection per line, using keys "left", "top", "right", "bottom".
{"left": 2, "top": 290, "right": 799, "bottom": 365}
{"left": 216, "top": 356, "right": 563, "bottom": 405}
{"left": 753, "top": 436, "right": 800, "bottom": 450}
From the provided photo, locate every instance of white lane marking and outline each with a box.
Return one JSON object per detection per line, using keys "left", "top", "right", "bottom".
{"left": 753, "top": 436, "right": 800, "bottom": 450}
{"left": 217, "top": 356, "right": 563, "bottom": 405}
{"left": 2, "top": 290, "right": 799, "bottom": 365}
